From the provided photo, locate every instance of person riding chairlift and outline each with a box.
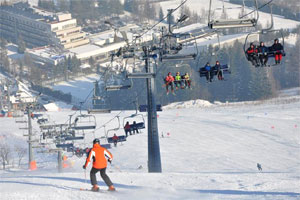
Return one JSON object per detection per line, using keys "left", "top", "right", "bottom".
{"left": 182, "top": 73, "right": 191, "bottom": 88}
{"left": 165, "top": 72, "right": 175, "bottom": 94}
{"left": 112, "top": 134, "right": 119, "bottom": 147}
{"left": 258, "top": 41, "right": 269, "bottom": 67}
{"left": 270, "top": 38, "right": 284, "bottom": 64}
{"left": 124, "top": 122, "right": 131, "bottom": 137}
{"left": 174, "top": 72, "right": 184, "bottom": 90}
{"left": 214, "top": 61, "right": 224, "bottom": 80}
{"left": 246, "top": 43, "right": 259, "bottom": 67}
{"left": 203, "top": 62, "right": 214, "bottom": 82}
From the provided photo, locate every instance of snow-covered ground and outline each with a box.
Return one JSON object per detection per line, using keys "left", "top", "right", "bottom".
{"left": 51, "top": 73, "right": 100, "bottom": 104}
{"left": 160, "top": 0, "right": 300, "bottom": 30}
{"left": 0, "top": 96, "right": 299, "bottom": 200}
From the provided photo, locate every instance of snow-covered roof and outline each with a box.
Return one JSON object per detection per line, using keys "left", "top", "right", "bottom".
{"left": 68, "top": 42, "right": 126, "bottom": 60}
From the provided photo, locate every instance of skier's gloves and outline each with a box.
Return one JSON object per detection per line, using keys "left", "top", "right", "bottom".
{"left": 108, "top": 159, "right": 112, "bottom": 164}
{"left": 83, "top": 165, "right": 86, "bottom": 169}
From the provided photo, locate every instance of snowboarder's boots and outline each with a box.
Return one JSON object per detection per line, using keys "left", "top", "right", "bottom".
{"left": 92, "top": 185, "right": 99, "bottom": 192}
{"left": 108, "top": 185, "right": 116, "bottom": 191}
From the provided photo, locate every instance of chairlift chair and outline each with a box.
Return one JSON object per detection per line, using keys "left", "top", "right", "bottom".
{"left": 104, "top": 116, "right": 127, "bottom": 144}
{"left": 158, "top": 10, "right": 199, "bottom": 62}
{"left": 88, "top": 80, "right": 111, "bottom": 113}
{"left": 199, "top": 64, "right": 231, "bottom": 80}
{"left": 243, "top": 4, "right": 286, "bottom": 67}
{"left": 207, "top": 0, "right": 259, "bottom": 29}
{"left": 105, "top": 71, "right": 133, "bottom": 91}
{"left": 122, "top": 113, "right": 145, "bottom": 134}
{"left": 71, "top": 114, "right": 97, "bottom": 130}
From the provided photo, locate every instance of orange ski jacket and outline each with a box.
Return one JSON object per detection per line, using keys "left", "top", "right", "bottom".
{"left": 84, "top": 143, "right": 113, "bottom": 169}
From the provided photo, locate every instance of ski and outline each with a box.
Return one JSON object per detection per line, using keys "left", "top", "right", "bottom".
{"left": 79, "top": 188, "right": 117, "bottom": 193}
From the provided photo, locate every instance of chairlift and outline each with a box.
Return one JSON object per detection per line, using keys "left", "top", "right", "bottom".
{"left": 106, "top": 116, "right": 121, "bottom": 137}
{"left": 208, "top": 0, "right": 259, "bottom": 29}
{"left": 88, "top": 80, "right": 111, "bottom": 114}
{"left": 199, "top": 63, "right": 231, "bottom": 82}
{"left": 159, "top": 10, "right": 199, "bottom": 62}
{"left": 105, "top": 116, "right": 127, "bottom": 144}
{"left": 243, "top": 4, "right": 286, "bottom": 67}
{"left": 122, "top": 113, "right": 145, "bottom": 134}
{"left": 105, "top": 70, "right": 133, "bottom": 91}
{"left": 71, "top": 114, "right": 96, "bottom": 130}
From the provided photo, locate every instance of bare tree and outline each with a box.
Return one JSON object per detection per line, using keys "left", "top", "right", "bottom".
{"left": 0, "top": 143, "right": 11, "bottom": 170}
{"left": 15, "top": 145, "right": 27, "bottom": 167}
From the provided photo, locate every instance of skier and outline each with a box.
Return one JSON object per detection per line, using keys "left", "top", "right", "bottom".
{"left": 257, "top": 163, "right": 262, "bottom": 171}
{"left": 182, "top": 73, "right": 191, "bottom": 88}
{"left": 112, "top": 134, "right": 119, "bottom": 147}
{"left": 214, "top": 61, "right": 224, "bottom": 80}
{"left": 164, "top": 72, "right": 175, "bottom": 94}
{"left": 83, "top": 138, "right": 116, "bottom": 192}
{"left": 124, "top": 121, "right": 131, "bottom": 137}
{"left": 246, "top": 43, "right": 259, "bottom": 67}
{"left": 203, "top": 62, "right": 214, "bottom": 82}
{"left": 174, "top": 72, "right": 183, "bottom": 90}
{"left": 258, "top": 41, "right": 269, "bottom": 66}
{"left": 270, "top": 38, "right": 284, "bottom": 64}
{"left": 132, "top": 121, "right": 139, "bottom": 134}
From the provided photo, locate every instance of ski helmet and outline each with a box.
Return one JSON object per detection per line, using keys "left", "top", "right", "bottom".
{"left": 93, "top": 138, "right": 100, "bottom": 144}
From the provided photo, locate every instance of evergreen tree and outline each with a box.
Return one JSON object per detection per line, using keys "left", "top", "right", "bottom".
{"left": 159, "top": 6, "right": 164, "bottom": 21}
{"left": 17, "top": 36, "right": 26, "bottom": 54}
{"left": 143, "top": 0, "right": 156, "bottom": 21}
{"left": 249, "top": 68, "right": 273, "bottom": 100}
{"left": 89, "top": 56, "right": 95, "bottom": 68}
{"left": 110, "top": 0, "right": 123, "bottom": 15}
{"left": 124, "top": 0, "right": 133, "bottom": 12}
{"left": 227, "top": 41, "right": 253, "bottom": 101}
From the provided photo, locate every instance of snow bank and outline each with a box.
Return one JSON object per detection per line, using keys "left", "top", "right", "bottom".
{"left": 163, "top": 95, "right": 300, "bottom": 110}
{"left": 43, "top": 103, "right": 61, "bottom": 112}
{"left": 163, "top": 99, "right": 213, "bottom": 110}
{"left": 278, "top": 87, "right": 300, "bottom": 97}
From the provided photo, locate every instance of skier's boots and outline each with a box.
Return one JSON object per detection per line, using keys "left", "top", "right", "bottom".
{"left": 91, "top": 185, "right": 99, "bottom": 192}
{"left": 108, "top": 185, "right": 116, "bottom": 191}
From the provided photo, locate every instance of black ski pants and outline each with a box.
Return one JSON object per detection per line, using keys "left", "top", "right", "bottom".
{"left": 205, "top": 71, "right": 214, "bottom": 82}
{"left": 90, "top": 167, "right": 113, "bottom": 187}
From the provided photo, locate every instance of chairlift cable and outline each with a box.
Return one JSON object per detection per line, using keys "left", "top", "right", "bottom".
{"left": 239, "top": 0, "right": 273, "bottom": 19}
{"left": 95, "top": 111, "right": 123, "bottom": 131}
{"left": 135, "top": 0, "right": 189, "bottom": 41}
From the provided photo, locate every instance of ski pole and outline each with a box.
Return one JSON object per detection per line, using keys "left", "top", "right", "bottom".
{"left": 84, "top": 169, "right": 87, "bottom": 185}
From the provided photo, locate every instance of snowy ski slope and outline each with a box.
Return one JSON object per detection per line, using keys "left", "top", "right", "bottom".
{"left": 0, "top": 96, "right": 299, "bottom": 200}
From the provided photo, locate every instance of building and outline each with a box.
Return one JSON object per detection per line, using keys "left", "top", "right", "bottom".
{"left": 0, "top": 2, "right": 89, "bottom": 49}
{"left": 69, "top": 24, "right": 159, "bottom": 63}
{"left": 69, "top": 42, "right": 127, "bottom": 63}
{"left": 26, "top": 46, "right": 67, "bottom": 66}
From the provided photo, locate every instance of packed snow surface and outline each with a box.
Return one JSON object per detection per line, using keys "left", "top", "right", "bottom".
{"left": 1, "top": 96, "right": 300, "bottom": 200}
